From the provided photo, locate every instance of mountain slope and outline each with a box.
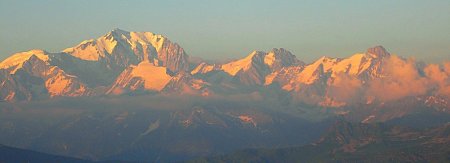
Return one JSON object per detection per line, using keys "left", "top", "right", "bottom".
{"left": 107, "top": 61, "right": 173, "bottom": 94}
{"left": 0, "top": 144, "right": 93, "bottom": 163}
{"left": 0, "top": 29, "right": 449, "bottom": 112}
{"left": 63, "top": 28, "right": 189, "bottom": 73}
{"left": 0, "top": 50, "right": 91, "bottom": 101}
{"left": 192, "top": 48, "right": 302, "bottom": 85}
{"left": 0, "top": 29, "right": 191, "bottom": 101}
{"left": 0, "top": 99, "right": 334, "bottom": 162}
{"left": 191, "top": 121, "right": 450, "bottom": 163}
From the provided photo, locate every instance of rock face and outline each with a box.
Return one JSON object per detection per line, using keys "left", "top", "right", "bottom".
{"left": 0, "top": 50, "right": 90, "bottom": 101}
{"left": 192, "top": 48, "right": 303, "bottom": 85}
{"left": 63, "top": 28, "right": 189, "bottom": 73}
{"left": 0, "top": 29, "right": 190, "bottom": 101}
{"left": 162, "top": 72, "right": 211, "bottom": 96}
{"left": 107, "top": 61, "right": 173, "bottom": 95}
{"left": 0, "top": 29, "right": 449, "bottom": 110}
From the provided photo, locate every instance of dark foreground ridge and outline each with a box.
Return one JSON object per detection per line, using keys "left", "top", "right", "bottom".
{"left": 188, "top": 120, "right": 450, "bottom": 163}
{"left": 0, "top": 144, "right": 92, "bottom": 163}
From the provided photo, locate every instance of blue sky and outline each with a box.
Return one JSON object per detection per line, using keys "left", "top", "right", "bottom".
{"left": 1, "top": 0, "right": 449, "bottom": 62}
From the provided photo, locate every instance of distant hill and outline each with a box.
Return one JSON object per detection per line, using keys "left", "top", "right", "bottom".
{"left": 0, "top": 144, "right": 92, "bottom": 163}
{"left": 190, "top": 120, "right": 450, "bottom": 163}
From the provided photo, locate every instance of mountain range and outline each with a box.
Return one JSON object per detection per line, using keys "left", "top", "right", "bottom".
{"left": 0, "top": 29, "right": 449, "bottom": 162}
{"left": 1, "top": 29, "right": 449, "bottom": 110}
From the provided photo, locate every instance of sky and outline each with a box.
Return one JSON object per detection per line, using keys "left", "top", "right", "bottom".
{"left": 0, "top": 0, "right": 449, "bottom": 63}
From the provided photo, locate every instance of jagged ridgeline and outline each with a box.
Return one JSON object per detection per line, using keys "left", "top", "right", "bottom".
{"left": 0, "top": 29, "right": 449, "bottom": 162}
{"left": 0, "top": 29, "right": 449, "bottom": 111}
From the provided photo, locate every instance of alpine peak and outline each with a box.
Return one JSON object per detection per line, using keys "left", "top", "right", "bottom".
{"left": 103, "top": 28, "right": 130, "bottom": 41}
{"left": 110, "top": 28, "right": 127, "bottom": 34}
{"left": 0, "top": 29, "right": 448, "bottom": 113}
{"left": 366, "top": 45, "right": 390, "bottom": 58}
{"left": 63, "top": 29, "right": 189, "bottom": 72}
{"left": 0, "top": 49, "right": 50, "bottom": 70}
{"left": 265, "top": 48, "right": 302, "bottom": 70}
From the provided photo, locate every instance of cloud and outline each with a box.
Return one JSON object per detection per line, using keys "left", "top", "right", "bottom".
{"left": 424, "top": 62, "right": 450, "bottom": 97}
{"left": 366, "top": 55, "right": 429, "bottom": 102}
{"left": 444, "top": 62, "right": 450, "bottom": 74}
{"left": 286, "top": 55, "right": 449, "bottom": 105}
{"left": 328, "top": 73, "right": 362, "bottom": 103}
{"left": 424, "top": 64, "right": 447, "bottom": 86}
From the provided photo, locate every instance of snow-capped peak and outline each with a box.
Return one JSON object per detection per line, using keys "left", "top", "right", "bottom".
{"left": 366, "top": 45, "right": 390, "bottom": 58}
{"left": 109, "top": 28, "right": 128, "bottom": 35}
{"left": 221, "top": 51, "right": 266, "bottom": 76}
{"left": 0, "top": 49, "right": 50, "bottom": 71}
{"left": 1, "top": 27, "right": 446, "bottom": 112}
{"left": 220, "top": 48, "right": 300, "bottom": 76}
{"left": 63, "top": 29, "right": 189, "bottom": 72}
{"left": 264, "top": 48, "right": 302, "bottom": 70}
